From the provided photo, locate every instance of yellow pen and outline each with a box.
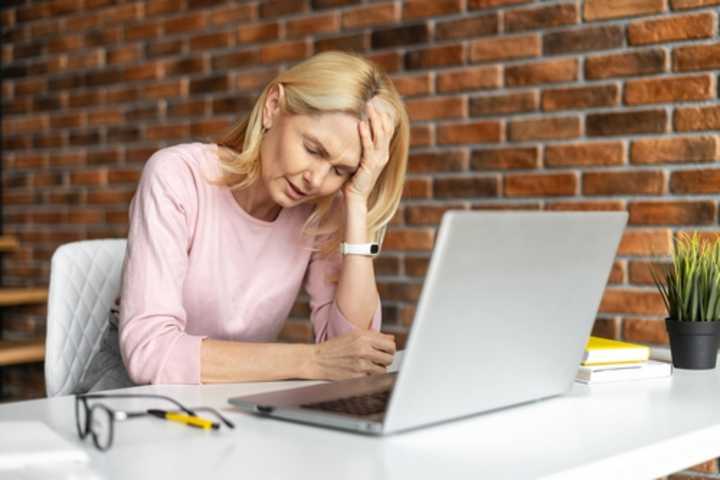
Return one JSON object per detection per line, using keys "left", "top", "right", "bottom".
{"left": 148, "top": 409, "right": 220, "bottom": 430}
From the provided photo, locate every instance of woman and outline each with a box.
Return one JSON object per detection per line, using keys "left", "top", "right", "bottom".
{"left": 77, "top": 50, "right": 409, "bottom": 391}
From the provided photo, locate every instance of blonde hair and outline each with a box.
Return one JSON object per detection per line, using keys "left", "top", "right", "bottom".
{"left": 206, "top": 50, "right": 409, "bottom": 259}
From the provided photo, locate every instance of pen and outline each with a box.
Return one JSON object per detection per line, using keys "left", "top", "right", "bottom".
{"left": 147, "top": 409, "right": 220, "bottom": 430}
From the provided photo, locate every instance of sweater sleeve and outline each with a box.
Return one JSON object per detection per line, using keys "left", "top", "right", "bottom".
{"left": 118, "top": 148, "right": 208, "bottom": 385}
{"left": 303, "top": 239, "right": 382, "bottom": 343}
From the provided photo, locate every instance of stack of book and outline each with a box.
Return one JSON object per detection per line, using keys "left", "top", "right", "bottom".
{"left": 575, "top": 336, "right": 673, "bottom": 384}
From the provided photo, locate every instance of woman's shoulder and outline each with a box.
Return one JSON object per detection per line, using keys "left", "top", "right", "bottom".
{"left": 139, "top": 142, "right": 219, "bottom": 195}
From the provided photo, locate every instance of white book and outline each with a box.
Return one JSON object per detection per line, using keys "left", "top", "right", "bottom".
{"left": 0, "top": 421, "right": 90, "bottom": 470}
{"left": 575, "top": 359, "right": 673, "bottom": 384}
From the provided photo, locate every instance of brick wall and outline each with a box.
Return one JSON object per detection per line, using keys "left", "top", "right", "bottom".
{"left": 2, "top": 0, "right": 719, "bottom": 475}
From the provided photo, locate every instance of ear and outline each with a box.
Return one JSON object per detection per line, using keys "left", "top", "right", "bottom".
{"left": 263, "top": 83, "right": 285, "bottom": 129}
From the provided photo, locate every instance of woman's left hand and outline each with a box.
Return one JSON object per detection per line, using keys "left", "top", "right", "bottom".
{"left": 342, "top": 97, "right": 396, "bottom": 205}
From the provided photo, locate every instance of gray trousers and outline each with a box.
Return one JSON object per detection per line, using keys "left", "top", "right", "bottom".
{"left": 76, "top": 309, "right": 136, "bottom": 393}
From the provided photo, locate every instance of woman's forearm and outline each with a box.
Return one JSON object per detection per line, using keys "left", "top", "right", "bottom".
{"left": 200, "top": 338, "right": 315, "bottom": 383}
{"left": 335, "top": 200, "right": 381, "bottom": 330}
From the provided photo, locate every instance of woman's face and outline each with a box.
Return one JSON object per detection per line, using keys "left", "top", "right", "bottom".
{"left": 259, "top": 84, "right": 363, "bottom": 207}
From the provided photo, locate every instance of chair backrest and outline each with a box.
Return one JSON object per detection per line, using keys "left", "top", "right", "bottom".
{"left": 45, "top": 239, "right": 127, "bottom": 397}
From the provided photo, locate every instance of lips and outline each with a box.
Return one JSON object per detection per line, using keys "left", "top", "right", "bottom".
{"left": 287, "top": 180, "right": 307, "bottom": 198}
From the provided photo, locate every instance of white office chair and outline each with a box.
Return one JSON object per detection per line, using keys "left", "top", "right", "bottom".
{"left": 45, "top": 239, "right": 127, "bottom": 397}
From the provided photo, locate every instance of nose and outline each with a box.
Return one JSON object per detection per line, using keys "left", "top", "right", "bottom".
{"left": 302, "top": 161, "right": 331, "bottom": 192}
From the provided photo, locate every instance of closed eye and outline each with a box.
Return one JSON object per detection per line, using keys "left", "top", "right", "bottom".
{"left": 305, "top": 145, "right": 347, "bottom": 176}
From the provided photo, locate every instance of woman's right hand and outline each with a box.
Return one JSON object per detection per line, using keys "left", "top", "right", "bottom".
{"left": 308, "top": 330, "right": 396, "bottom": 381}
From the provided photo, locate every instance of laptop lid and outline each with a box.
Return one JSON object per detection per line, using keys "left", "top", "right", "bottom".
{"left": 382, "top": 211, "right": 628, "bottom": 433}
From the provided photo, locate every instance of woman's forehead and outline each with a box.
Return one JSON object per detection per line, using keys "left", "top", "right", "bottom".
{"left": 294, "top": 112, "right": 362, "bottom": 164}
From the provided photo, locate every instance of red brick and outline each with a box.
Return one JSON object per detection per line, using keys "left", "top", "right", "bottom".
{"left": 70, "top": 170, "right": 107, "bottom": 186}
{"left": 402, "top": 178, "right": 432, "bottom": 199}
{"left": 405, "top": 256, "right": 431, "bottom": 277}
{"left": 405, "top": 44, "right": 464, "bottom": 69}
{"left": 543, "top": 25, "right": 624, "bottom": 55}
{"left": 583, "top": 171, "right": 665, "bottom": 196}
{"left": 435, "top": 13, "right": 498, "bottom": 41}
{"left": 545, "top": 142, "right": 624, "bottom": 167}
{"left": 406, "top": 204, "right": 467, "bottom": 225}
{"left": 342, "top": 3, "right": 398, "bottom": 29}
{"left": 542, "top": 84, "right": 619, "bottom": 111}
{"left": 586, "top": 49, "right": 667, "bottom": 80}
{"left": 406, "top": 97, "right": 465, "bottom": 122}
{"left": 674, "top": 42, "right": 720, "bottom": 72}
{"left": 437, "top": 121, "right": 502, "bottom": 145}
{"left": 87, "top": 190, "right": 135, "bottom": 205}
{"left": 587, "top": 110, "right": 667, "bottom": 136}
{"left": 625, "top": 74, "right": 713, "bottom": 105}
{"left": 371, "top": 24, "right": 429, "bottom": 50}
{"left": 671, "top": 0, "right": 720, "bottom": 9}
{"left": 237, "top": 22, "right": 280, "bottom": 44}
{"left": 628, "top": 201, "right": 716, "bottom": 225}
{"left": 408, "top": 151, "right": 468, "bottom": 173}
{"left": 584, "top": 0, "right": 665, "bottom": 20}
{"left": 670, "top": 169, "right": 720, "bottom": 194}
{"left": 470, "top": 91, "right": 538, "bottom": 115}
{"left": 471, "top": 147, "right": 539, "bottom": 170}
{"left": 259, "top": 0, "right": 307, "bottom": 18}
{"left": 629, "top": 260, "right": 672, "bottom": 286}
{"left": 391, "top": 73, "right": 431, "bottom": 97}
{"left": 469, "top": 35, "right": 540, "bottom": 63}
{"left": 631, "top": 136, "right": 719, "bottom": 164}
{"left": 504, "top": 3, "right": 578, "bottom": 32}
{"left": 436, "top": 66, "right": 500, "bottom": 93}
{"left": 608, "top": 261, "right": 625, "bottom": 284}
{"left": 286, "top": 14, "right": 339, "bottom": 38}
{"left": 599, "top": 289, "right": 666, "bottom": 315}
{"left": 163, "top": 13, "right": 205, "bottom": 35}
{"left": 378, "top": 282, "right": 423, "bottom": 302}
{"left": 618, "top": 229, "right": 673, "bottom": 256}
{"left": 468, "top": 0, "right": 530, "bottom": 8}
{"left": 403, "top": 0, "right": 462, "bottom": 19}
{"left": 207, "top": 4, "right": 255, "bottom": 26}
{"left": 506, "top": 58, "right": 578, "bottom": 86}
{"left": 688, "top": 460, "right": 719, "bottom": 474}
{"left": 674, "top": 105, "right": 720, "bottom": 131}
{"left": 260, "top": 41, "right": 308, "bottom": 63}
{"left": 366, "top": 51, "right": 402, "bottom": 73}
{"left": 592, "top": 318, "right": 621, "bottom": 339}
{"left": 189, "top": 31, "right": 233, "bottom": 51}
{"left": 383, "top": 228, "right": 435, "bottom": 251}
{"left": 434, "top": 176, "right": 499, "bottom": 198}
{"left": 546, "top": 201, "right": 626, "bottom": 211}
{"left": 623, "top": 318, "right": 670, "bottom": 344}
{"left": 628, "top": 13, "right": 714, "bottom": 45}
{"left": 504, "top": 173, "right": 577, "bottom": 197}
{"left": 410, "top": 125, "right": 432, "bottom": 147}
{"left": 313, "top": 32, "right": 366, "bottom": 53}
{"left": 508, "top": 116, "right": 580, "bottom": 141}
{"left": 471, "top": 203, "right": 541, "bottom": 211}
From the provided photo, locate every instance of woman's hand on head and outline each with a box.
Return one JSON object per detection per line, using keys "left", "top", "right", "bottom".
{"left": 309, "top": 329, "right": 396, "bottom": 381}
{"left": 342, "top": 97, "right": 397, "bottom": 206}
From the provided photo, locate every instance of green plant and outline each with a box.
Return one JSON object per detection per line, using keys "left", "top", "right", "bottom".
{"left": 651, "top": 232, "right": 720, "bottom": 322}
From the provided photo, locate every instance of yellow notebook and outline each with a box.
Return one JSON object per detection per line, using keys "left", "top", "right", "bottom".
{"left": 581, "top": 336, "right": 650, "bottom": 366}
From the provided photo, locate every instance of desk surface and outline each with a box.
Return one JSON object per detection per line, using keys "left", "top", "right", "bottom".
{"left": 1, "top": 350, "right": 720, "bottom": 480}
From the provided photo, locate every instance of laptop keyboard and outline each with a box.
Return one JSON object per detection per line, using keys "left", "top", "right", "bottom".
{"left": 300, "top": 389, "right": 392, "bottom": 416}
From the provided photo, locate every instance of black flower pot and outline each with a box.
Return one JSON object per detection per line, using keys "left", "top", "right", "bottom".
{"left": 665, "top": 318, "right": 720, "bottom": 370}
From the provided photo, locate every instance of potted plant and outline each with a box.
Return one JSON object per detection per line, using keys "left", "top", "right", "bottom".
{"left": 651, "top": 232, "right": 720, "bottom": 369}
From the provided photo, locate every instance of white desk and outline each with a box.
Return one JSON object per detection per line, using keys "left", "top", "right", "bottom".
{"left": 1, "top": 352, "right": 720, "bottom": 480}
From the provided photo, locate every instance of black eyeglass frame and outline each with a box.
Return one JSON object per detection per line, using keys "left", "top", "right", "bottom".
{"left": 75, "top": 393, "right": 235, "bottom": 452}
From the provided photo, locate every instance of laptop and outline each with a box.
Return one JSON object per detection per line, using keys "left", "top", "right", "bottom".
{"left": 228, "top": 210, "right": 628, "bottom": 435}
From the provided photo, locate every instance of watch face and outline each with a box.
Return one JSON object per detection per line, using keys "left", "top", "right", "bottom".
{"left": 370, "top": 244, "right": 379, "bottom": 254}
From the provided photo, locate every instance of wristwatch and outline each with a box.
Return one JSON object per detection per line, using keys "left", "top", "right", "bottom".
{"left": 340, "top": 242, "right": 380, "bottom": 257}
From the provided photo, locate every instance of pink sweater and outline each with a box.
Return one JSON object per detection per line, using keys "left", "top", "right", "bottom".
{"left": 119, "top": 142, "right": 382, "bottom": 385}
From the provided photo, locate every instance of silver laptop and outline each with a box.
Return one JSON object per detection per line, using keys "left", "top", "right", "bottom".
{"left": 228, "top": 211, "right": 628, "bottom": 435}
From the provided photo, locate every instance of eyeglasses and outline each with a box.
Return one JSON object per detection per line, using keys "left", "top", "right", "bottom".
{"left": 75, "top": 393, "right": 235, "bottom": 451}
